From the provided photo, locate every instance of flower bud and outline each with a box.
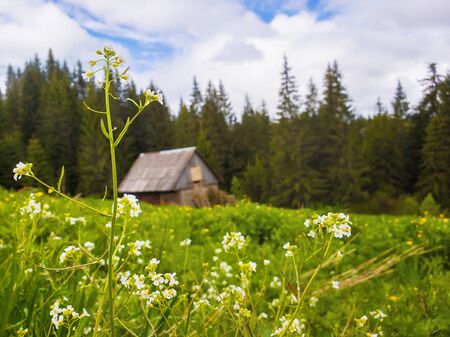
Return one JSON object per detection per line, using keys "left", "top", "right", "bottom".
{"left": 96, "top": 50, "right": 103, "bottom": 55}
{"left": 89, "top": 60, "right": 97, "bottom": 67}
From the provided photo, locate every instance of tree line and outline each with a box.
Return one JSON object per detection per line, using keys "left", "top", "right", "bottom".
{"left": 0, "top": 51, "right": 449, "bottom": 213}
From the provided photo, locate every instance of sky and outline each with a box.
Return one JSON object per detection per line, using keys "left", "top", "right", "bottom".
{"left": 0, "top": 0, "right": 449, "bottom": 117}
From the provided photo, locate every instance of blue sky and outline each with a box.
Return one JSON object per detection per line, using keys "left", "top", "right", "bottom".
{"left": 1, "top": 0, "right": 449, "bottom": 116}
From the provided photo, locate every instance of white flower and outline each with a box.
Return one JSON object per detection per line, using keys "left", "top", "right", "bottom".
{"left": 117, "top": 194, "right": 141, "bottom": 218}
{"left": 258, "top": 312, "right": 269, "bottom": 320}
{"left": 337, "top": 250, "right": 343, "bottom": 259}
{"left": 133, "top": 274, "right": 145, "bottom": 290}
{"left": 332, "top": 280, "right": 340, "bottom": 289}
{"left": 307, "top": 230, "right": 316, "bottom": 238}
{"left": 270, "top": 276, "right": 282, "bottom": 288}
{"left": 180, "top": 238, "right": 192, "bottom": 247}
{"left": 272, "top": 315, "right": 305, "bottom": 336}
{"left": 219, "top": 261, "right": 233, "bottom": 273}
{"left": 264, "top": 259, "right": 271, "bottom": 266}
{"left": 309, "top": 296, "right": 318, "bottom": 307}
{"left": 370, "top": 309, "right": 387, "bottom": 321}
{"left": 13, "top": 162, "right": 33, "bottom": 181}
{"left": 222, "top": 232, "right": 246, "bottom": 251}
{"left": 59, "top": 245, "right": 79, "bottom": 264}
{"left": 66, "top": 217, "right": 86, "bottom": 225}
{"left": 304, "top": 219, "right": 310, "bottom": 227}
{"left": 84, "top": 241, "right": 95, "bottom": 251}
{"left": 355, "top": 315, "right": 368, "bottom": 327}
{"left": 144, "top": 89, "right": 164, "bottom": 106}
{"left": 283, "top": 242, "right": 297, "bottom": 257}
{"left": 162, "top": 288, "right": 177, "bottom": 299}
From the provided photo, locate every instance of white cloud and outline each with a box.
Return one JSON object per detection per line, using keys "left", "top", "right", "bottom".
{"left": 1, "top": 0, "right": 449, "bottom": 117}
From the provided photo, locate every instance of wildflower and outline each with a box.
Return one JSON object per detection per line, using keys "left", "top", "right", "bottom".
{"left": 272, "top": 315, "right": 306, "bottom": 336}
{"left": 283, "top": 242, "right": 297, "bottom": 257}
{"left": 270, "top": 276, "right": 282, "bottom": 288}
{"left": 16, "top": 328, "right": 29, "bottom": 337}
{"left": 309, "top": 212, "right": 352, "bottom": 239}
{"left": 332, "top": 280, "right": 340, "bottom": 289}
{"left": 84, "top": 241, "right": 95, "bottom": 251}
{"left": 304, "top": 219, "right": 310, "bottom": 227}
{"left": 146, "top": 258, "right": 160, "bottom": 274}
{"left": 219, "top": 261, "right": 233, "bottom": 273}
{"left": 258, "top": 312, "right": 269, "bottom": 320}
{"left": 370, "top": 309, "right": 387, "bottom": 321}
{"left": 162, "top": 288, "right": 177, "bottom": 299}
{"left": 105, "top": 221, "right": 112, "bottom": 228}
{"left": 264, "top": 259, "right": 271, "bottom": 266}
{"left": 309, "top": 296, "right": 318, "bottom": 307}
{"left": 337, "top": 250, "right": 343, "bottom": 259}
{"left": 118, "top": 271, "right": 132, "bottom": 288}
{"left": 180, "top": 238, "right": 192, "bottom": 247}
{"left": 13, "top": 162, "right": 33, "bottom": 181}
{"left": 355, "top": 315, "right": 368, "bottom": 327}
{"left": 59, "top": 245, "right": 79, "bottom": 263}
{"left": 117, "top": 194, "right": 141, "bottom": 217}
{"left": 307, "top": 230, "right": 316, "bottom": 238}
{"left": 128, "top": 240, "right": 149, "bottom": 256}
{"left": 144, "top": 89, "right": 164, "bottom": 106}
{"left": 222, "top": 232, "right": 246, "bottom": 251}
{"left": 239, "top": 261, "right": 257, "bottom": 273}
{"left": 82, "top": 71, "right": 94, "bottom": 80}
{"left": 88, "top": 60, "right": 97, "bottom": 67}
{"left": 20, "top": 194, "right": 51, "bottom": 219}
{"left": 66, "top": 216, "right": 87, "bottom": 225}
{"left": 133, "top": 274, "right": 146, "bottom": 290}
{"left": 103, "top": 45, "right": 116, "bottom": 56}
{"left": 49, "top": 299, "right": 88, "bottom": 330}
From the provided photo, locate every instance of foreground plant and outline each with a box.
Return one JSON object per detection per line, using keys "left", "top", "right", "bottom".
{"left": 13, "top": 45, "right": 163, "bottom": 336}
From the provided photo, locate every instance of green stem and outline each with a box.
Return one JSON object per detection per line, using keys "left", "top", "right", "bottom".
{"left": 279, "top": 237, "right": 333, "bottom": 337}
{"left": 31, "top": 175, "right": 109, "bottom": 217}
{"left": 105, "top": 61, "right": 118, "bottom": 337}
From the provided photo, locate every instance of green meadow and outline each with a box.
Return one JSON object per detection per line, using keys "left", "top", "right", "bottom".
{"left": 1, "top": 188, "right": 448, "bottom": 336}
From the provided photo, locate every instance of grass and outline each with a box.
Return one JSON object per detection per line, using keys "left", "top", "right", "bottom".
{"left": 0, "top": 187, "right": 449, "bottom": 336}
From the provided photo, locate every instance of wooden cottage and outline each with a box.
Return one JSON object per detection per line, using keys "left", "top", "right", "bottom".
{"left": 118, "top": 147, "right": 220, "bottom": 206}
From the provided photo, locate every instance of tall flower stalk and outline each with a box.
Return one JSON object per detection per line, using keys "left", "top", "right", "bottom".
{"left": 12, "top": 45, "right": 163, "bottom": 336}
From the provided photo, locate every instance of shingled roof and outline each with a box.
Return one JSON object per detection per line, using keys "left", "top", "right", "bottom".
{"left": 118, "top": 147, "right": 215, "bottom": 193}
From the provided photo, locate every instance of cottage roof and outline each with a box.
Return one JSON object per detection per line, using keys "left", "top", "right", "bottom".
{"left": 118, "top": 147, "right": 217, "bottom": 193}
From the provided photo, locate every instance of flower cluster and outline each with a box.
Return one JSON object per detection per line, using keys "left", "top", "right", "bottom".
{"left": 180, "top": 238, "right": 192, "bottom": 247}
{"left": 117, "top": 194, "right": 142, "bottom": 218}
{"left": 127, "top": 239, "right": 151, "bottom": 256}
{"left": 50, "top": 299, "right": 89, "bottom": 330}
{"left": 13, "top": 162, "right": 33, "bottom": 181}
{"left": 305, "top": 212, "right": 352, "bottom": 239}
{"left": 20, "top": 193, "right": 51, "bottom": 220}
{"left": 283, "top": 242, "right": 297, "bottom": 257}
{"left": 66, "top": 216, "right": 86, "bottom": 225}
{"left": 59, "top": 245, "right": 80, "bottom": 264}
{"left": 354, "top": 309, "right": 387, "bottom": 336}
{"left": 222, "top": 232, "right": 246, "bottom": 252}
{"left": 117, "top": 257, "right": 178, "bottom": 308}
{"left": 144, "top": 89, "right": 164, "bottom": 106}
{"left": 272, "top": 315, "right": 306, "bottom": 336}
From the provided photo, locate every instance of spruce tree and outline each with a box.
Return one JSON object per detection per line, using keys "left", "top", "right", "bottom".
{"left": 392, "top": 80, "right": 409, "bottom": 118}
{"left": 417, "top": 74, "right": 450, "bottom": 208}
{"left": 26, "top": 137, "right": 53, "bottom": 184}
{"left": 277, "top": 55, "right": 300, "bottom": 119}
{"left": 189, "top": 77, "right": 203, "bottom": 115}
{"left": 174, "top": 100, "right": 198, "bottom": 147}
